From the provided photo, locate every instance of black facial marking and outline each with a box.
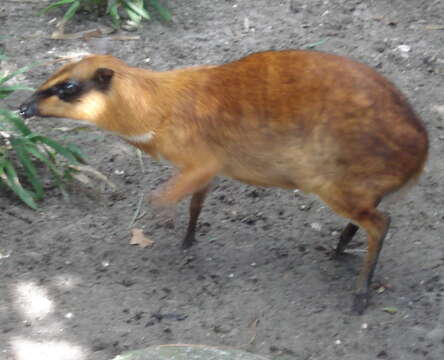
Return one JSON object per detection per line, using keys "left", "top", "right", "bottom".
{"left": 57, "top": 80, "right": 83, "bottom": 102}
{"left": 20, "top": 68, "right": 115, "bottom": 116}
{"left": 33, "top": 80, "right": 85, "bottom": 103}
{"left": 93, "top": 68, "right": 114, "bottom": 91}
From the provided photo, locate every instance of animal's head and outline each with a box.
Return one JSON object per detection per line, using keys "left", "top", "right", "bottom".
{"left": 19, "top": 55, "right": 127, "bottom": 126}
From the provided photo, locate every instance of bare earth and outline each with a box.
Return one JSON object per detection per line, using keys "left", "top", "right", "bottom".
{"left": 1, "top": 1, "right": 443, "bottom": 359}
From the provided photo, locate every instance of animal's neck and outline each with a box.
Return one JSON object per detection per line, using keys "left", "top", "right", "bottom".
{"left": 97, "top": 68, "right": 169, "bottom": 140}
{"left": 92, "top": 65, "right": 214, "bottom": 164}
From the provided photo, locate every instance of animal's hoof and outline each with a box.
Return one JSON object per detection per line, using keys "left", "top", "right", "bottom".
{"left": 331, "top": 249, "right": 346, "bottom": 259}
{"left": 352, "top": 292, "right": 369, "bottom": 315}
{"left": 181, "top": 236, "right": 196, "bottom": 250}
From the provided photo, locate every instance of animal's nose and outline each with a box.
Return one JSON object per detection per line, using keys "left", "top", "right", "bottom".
{"left": 18, "top": 100, "right": 37, "bottom": 118}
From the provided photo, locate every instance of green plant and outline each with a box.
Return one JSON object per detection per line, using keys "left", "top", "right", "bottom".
{"left": 0, "top": 61, "right": 86, "bottom": 209}
{"left": 40, "top": 0, "right": 171, "bottom": 28}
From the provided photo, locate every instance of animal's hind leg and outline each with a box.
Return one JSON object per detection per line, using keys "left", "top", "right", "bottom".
{"left": 335, "top": 223, "right": 359, "bottom": 255}
{"left": 352, "top": 209, "right": 390, "bottom": 314}
{"left": 336, "top": 198, "right": 382, "bottom": 255}
{"left": 319, "top": 191, "right": 390, "bottom": 314}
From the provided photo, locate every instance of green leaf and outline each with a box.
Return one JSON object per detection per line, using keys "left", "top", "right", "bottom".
{"left": 24, "top": 142, "right": 67, "bottom": 195}
{"left": 303, "top": 38, "right": 328, "bottom": 49}
{"left": 382, "top": 307, "right": 398, "bottom": 314}
{"left": 0, "top": 60, "right": 44, "bottom": 85}
{"left": 106, "top": 0, "right": 119, "bottom": 13}
{"left": 0, "top": 85, "right": 34, "bottom": 100}
{"left": 10, "top": 138, "right": 44, "bottom": 199}
{"left": 122, "top": 0, "right": 150, "bottom": 20}
{"left": 29, "top": 135, "right": 78, "bottom": 163}
{"left": 38, "top": 0, "right": 76, "bottom": 15}
{"left": 149, "top": 0, "right": 171, "bottom": 21}
{"left": 0, "top": 109, "right": 32, "bottom": 136}
{"left": 62, "top": 0, "right": 81, "bottom": 22}
{"left": 0, "top": 157, "right": 38, "bottom": 209}
{"left": 65, "top": 143, "right": 86, "bottom": 163}
{"left": 107, "top": 1, "right": 121, "bottom": 28}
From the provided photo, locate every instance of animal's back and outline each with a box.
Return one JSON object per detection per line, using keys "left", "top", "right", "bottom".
{"left": 185, "top": 50, "right": 428, "bottom": 196}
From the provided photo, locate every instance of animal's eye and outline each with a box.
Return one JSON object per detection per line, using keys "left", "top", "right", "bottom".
{"left": 57, "top": 81, "right": 81, "bottom": 100}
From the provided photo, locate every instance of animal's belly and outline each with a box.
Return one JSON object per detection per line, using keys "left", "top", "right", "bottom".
{"left": 221, "top": 163, "right": 298, "bottom": 189}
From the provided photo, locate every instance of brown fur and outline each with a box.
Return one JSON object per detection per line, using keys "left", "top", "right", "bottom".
{"left": 20, "top": 50, "right": 429, "bottom": 313}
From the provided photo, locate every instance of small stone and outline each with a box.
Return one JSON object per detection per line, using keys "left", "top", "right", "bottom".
{"left": 310, "top": 222, "right": 322, "bottom": 231}
{"left": 373, "top": 41, "right": 386, "bottom": 53}
{"left": 426, "top": 327, "right": 444, "bottom": 342}
{"left": 397, "top": 44, "right": 411, "bottom": 53}
{"left": 377, "top": 350, "right": 388, "bottom": 358}
{"left": 92, "top": 339, "right": 109, "bottom": 352}
{"left": 214, "top": 324, "right": 232, "bottom": 334}
{"left": 121, "top": 21, "right": 139, "bottom": 32}
{"left": 243, "top": 17, "right": 250, "bottom": 31}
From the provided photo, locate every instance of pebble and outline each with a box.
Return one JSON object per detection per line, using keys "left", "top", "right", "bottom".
{"left": 373, "top": 40, "right": 386, "bottom": 53}
{"left": 310, "top": 222, "right": 322, "bottom": 231}
{"left": 426, "top": 327, "right": 444, "bottom": 342}
{"left": 397, "top": 44, "right": 411, "bottom": 53}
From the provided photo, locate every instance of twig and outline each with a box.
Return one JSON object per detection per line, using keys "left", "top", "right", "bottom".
{"left": 425, "top": 25, "right": 444, "bottom": 30}
{"left": 136, "top": 148, "right": 145, "bottom": 173}
{"left": 129, "top": 191, "right": 146, "bottom": 228}
{"left": 248, "top": 318, "right": 259, "bottom": 345}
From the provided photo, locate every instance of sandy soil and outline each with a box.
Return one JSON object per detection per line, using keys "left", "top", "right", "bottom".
{"left": 1, "top": 1, "right": 443, "bottom": 359}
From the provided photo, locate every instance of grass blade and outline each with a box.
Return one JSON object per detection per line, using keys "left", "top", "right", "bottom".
{"left": 122, "top": 0, "right": 151, "bottom": 20}
{"left": 10, "top": 138, "right": 44, "bottom": 199}
{"left": 0, "top": 85, "right": 34, "bottom": 100}
{"left": 62, "top": 0, "right": 81, "bottom": 22}
{"left": 1, "top": 157, "right": 38, "bottom": 209}
{"left": 0, "top": 109, "right": 32, "bottom": 136}
{"left": 65, "top": 143, "right": 86, "bottom": 163}
{"left": 107, "top": 0, "right": 121, "bottom": 28}
{"left": 303, "top": 38, "right": 328, "bottom": 49}
{"left": 27, "top": 135, "right": 77, "bottom": 163}
{"left": 38, "top": 0, "right": 75, "bottom": 15}
{"left": 25, "top": 143, "right": 67, "bottom": 196}
{"left": 0, "top": 60, "right": 44, "bottom": 85}
{"left": 149, "top": 0, "right": 171, "bottom": 21}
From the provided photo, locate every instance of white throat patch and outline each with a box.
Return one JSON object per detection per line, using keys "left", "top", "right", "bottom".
{"left": 120, "top": 131, "right": 156, "bottom": 144}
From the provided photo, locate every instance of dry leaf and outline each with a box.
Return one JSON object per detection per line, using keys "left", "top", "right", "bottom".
{"left": 51, "top": 23, "right": 115, "bottom": 40}
{"left": 130, "top": 228, "right": 154, "bottom": 248}
{"left": 382, "top": 307, "right": 398, "bottom": 314}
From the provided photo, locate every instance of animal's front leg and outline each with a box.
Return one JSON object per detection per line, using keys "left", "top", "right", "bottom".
{"left": 152, "top": 165, "right": 218, "bottom": 207}
{"left": 182, "top": 184, "right": 211, "bottom": 249}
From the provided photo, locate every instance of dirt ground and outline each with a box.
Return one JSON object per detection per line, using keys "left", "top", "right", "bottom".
{"left": 1, "top": 1, "right": 444, "bottom": 359}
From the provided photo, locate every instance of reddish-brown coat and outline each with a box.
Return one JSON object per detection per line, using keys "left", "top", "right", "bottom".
{"left": 23, "top": 50, "right": 428, "bottom": 313}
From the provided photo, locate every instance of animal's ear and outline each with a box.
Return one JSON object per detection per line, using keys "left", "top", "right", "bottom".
{"left": 93, "top": 68, "right": 114, "bottom": 89}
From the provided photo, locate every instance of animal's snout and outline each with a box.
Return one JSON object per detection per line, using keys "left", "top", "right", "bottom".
{"left": 19, "top": 98, "right": 38, "bottom": 118}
